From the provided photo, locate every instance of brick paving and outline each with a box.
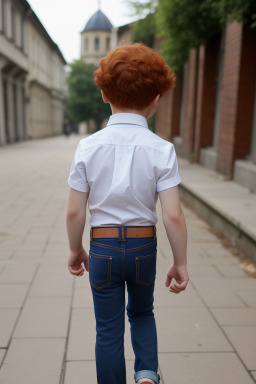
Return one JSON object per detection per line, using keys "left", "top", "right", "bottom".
{"left": 0, "top": 135, "right": 255, "bottom": 384}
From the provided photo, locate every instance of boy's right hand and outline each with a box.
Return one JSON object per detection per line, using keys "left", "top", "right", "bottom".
{"left": 68, "top": 248, "right": 89, "bottom": 276}
{"left": 165, "top": 264, "right": 189, "bottom": 294}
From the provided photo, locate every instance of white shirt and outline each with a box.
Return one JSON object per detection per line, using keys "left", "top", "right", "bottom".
{"left": 68, "top": 113, "right": 181, "bottom": 227}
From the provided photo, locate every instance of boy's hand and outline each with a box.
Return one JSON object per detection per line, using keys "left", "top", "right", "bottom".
{"left": 68, "top": 248, "right": 89, "bottom": 276}
{"left": 165, "top": 264, "right": 189, "bottom": 294}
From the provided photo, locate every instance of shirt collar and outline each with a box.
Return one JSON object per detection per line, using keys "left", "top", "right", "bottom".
{"left": 106, "top": 113, "right": 148, "bottom": 129}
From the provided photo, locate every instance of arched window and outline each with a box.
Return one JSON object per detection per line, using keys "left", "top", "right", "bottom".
{"left": 85, "top": 37, "right": 89, "bottom": 51}
{"left": 95, "top": 37, "right": 99, "bottom": 51}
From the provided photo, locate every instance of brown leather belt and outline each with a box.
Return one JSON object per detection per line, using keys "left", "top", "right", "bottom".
{"left": 91, "top": 227, "right": 155, "bottom": 239}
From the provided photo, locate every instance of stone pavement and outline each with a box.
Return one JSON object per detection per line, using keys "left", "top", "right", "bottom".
{"left": 177, "top": 158, "right": 256, "bottom": 265}
{"left": 0, "top": 134, "right": 255, "bottom": 384}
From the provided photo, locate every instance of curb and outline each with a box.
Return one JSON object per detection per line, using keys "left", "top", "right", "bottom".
{"left": 180, "top": 182, "right": 256, "bottom": 266}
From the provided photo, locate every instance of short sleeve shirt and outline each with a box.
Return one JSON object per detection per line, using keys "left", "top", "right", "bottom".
{"left": 68, "top": 113, "right": 181, "bottom": 227}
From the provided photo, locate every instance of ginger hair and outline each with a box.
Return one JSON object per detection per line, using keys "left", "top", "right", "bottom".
{"left": 94, "top": 43, "right": 175, "bottom": 110}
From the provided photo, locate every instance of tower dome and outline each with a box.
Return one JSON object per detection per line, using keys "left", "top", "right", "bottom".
{"left": 83, "top": 10, "right": 113, "bottom": 31}
{"left": 80, "top": 9, "right": 115, "bottom": 66}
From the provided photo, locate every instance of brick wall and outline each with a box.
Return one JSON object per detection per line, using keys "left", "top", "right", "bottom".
{"left": 182, "top": 49, "right": 199, "bottom": 159}
{"left": 156, "top": 90, "right": 173, "bottom": 141}
{"left": 194, "top": 36, "right": 220, "bottom": 161}
{"left": 233, "top": 24, "right": 256, "bottom": 159}
{"left": 156, "top": 21, "right": 256, "bottom": 179}
{"left": 217, "top": 21, "right": 256, "bottom": 178}
{"left": 156, "top": 73, "right": 183, "bottom": 143}
{"left": 170, "top": 73, "right": 183, "bottom": 141}
{"left": 216, "top": 22, "right": 243, "bottom": 178}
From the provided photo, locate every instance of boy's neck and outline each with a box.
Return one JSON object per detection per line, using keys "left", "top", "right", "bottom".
{"left": 101, "top": 91, "right": 159, "bottom": 120}
{"left": 110, "top": 104, "right": 156, "bottom": 120}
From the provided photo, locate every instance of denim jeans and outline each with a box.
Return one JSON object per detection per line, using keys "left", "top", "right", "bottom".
{"left": 89, "top": 227, "right": 160, "bottom": 384}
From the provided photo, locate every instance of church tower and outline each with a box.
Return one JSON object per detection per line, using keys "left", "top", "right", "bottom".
{"left": 80, "top": 7, "right": 114, "bottom": 66}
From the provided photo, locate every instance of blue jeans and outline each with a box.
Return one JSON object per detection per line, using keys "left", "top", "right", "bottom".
{"left": 89, "top": 228, "right": 160, "bottom": 384}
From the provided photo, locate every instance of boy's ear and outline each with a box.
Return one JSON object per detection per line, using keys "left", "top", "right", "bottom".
{"left": 150, "top": 94, "right": 160, "bottom": 108}
{"left": 101, "top": 90, "right": 109, "bottom": 104}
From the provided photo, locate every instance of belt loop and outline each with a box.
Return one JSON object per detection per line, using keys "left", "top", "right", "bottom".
{"left": 118, "top": 226, "right": 127, "bottom": 242}
{"left": 122, "top": 226, "right": 127, "bottom": 242}
{"left": 118, "top": 227, "right": 122, "bottom": 242}
{"left": 90, "top": 228, "right": 93, "bottom": 241}
{"left": 154, "top": 226, "right": 157, "bottom": 240}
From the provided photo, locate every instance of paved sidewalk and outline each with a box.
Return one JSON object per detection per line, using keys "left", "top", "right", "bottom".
{"left": 0, "top": 134, "right": 255, "bottom": 384}
{"left": 178, "top": 158, "right": 256, "bottom": 265}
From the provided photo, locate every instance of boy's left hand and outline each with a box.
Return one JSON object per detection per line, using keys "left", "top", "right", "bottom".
{"left": 68, "top": 248, "right": 89, "bottom": 276}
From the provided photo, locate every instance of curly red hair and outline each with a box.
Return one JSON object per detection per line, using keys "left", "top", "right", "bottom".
{"left": 94, "top": 43, "right": 175, "bottom": 110}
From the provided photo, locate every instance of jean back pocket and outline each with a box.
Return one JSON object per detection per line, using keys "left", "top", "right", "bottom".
{"left": 89, "top": 252, "right": 112, "bottom": 290}
{"left": 135, "top": 251, "right": 157, "bottom": 286}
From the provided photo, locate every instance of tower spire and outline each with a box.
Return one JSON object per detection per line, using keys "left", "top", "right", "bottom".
{"left": 98, "top": 0, "right": 101, "bottom": 9}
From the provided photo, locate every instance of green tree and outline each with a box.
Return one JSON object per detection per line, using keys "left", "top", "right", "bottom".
{"left": 127, "top": 0, "right": 256, "bottom": 73}
{"left": 127, "top": 0, "right": 158, "bottom": 16}
{"left": 217, "top": 0, "right": 256, "bottom": 28}
{"left": 127, "top": 0, "right": 158, "bottom": 47}
{"left": 132, "top": 13, "right": 156, "bottom": 47}
{"left": 67, "top": 60, "right": 110, "bottom": 131}
{"left": 157, "top": 0, "right": 222, "bottom": 72}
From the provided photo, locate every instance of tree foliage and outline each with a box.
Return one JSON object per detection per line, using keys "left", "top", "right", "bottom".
{"left": 127, "top": 1, "right": 158, "bottom": 47}
{"left": 218, "top": 0, "right": 256, "bottom": 27}
{"left": 132, "top": 13, "right": 156, "bottom": 47}
{"left": 157, "top": 0, "right": 222, "bottom": 72}
{"left": 127, "top": 0, "right": 158, "bottom": 17}
{"left": 67, "top": 60, "right": 110, "bottom": 130}
{"left": 127, "top": 0, "right": 256, "bottom": 73}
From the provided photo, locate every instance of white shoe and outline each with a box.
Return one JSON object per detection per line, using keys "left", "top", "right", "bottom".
{"left": 137, "top": 379, "right": 155, "bottom": 384}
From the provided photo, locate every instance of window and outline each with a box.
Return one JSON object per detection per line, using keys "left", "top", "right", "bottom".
{"left": 85, "top": 37, "right": 89, "bottom": 51}
{"left": 95, "top": 37, "right": 99, "bottom": 51}
{"left": 3, "top": 79, "right": 9, "bottom": 143}
{"left": 106, "top": 37, "right": 110, "bottom": 51}
{"left": 0, "top": 0, "right": 4, "bottom": 33}
{"left": 11, "top": 5, "right": 15, "bottom": 41}
{"left": 22, "top": 86, "right": 26, "bottom": 139}
{"left": 13, "top": 83, "right": 19, "bottom": 141}
{"left": 250, "top": 84, "right": 256, "bottom": 163}
{"left": 20, "top": 16, "right": 24, "bottom": 50}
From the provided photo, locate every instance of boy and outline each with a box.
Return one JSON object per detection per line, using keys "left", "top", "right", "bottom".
{"left": 66, "top": 43, "right": 189, "bottom": 384}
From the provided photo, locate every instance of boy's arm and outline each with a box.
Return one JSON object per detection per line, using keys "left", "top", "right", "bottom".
{"left": 159, "top": 186, "right": 189, "bottom": 293}
{"left": 66, "top": 187, "right": 89, "bottom": 276}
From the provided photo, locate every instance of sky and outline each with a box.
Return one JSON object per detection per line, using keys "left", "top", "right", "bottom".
{"left": 28, "top": 0, "right": 138, "bottom": 64}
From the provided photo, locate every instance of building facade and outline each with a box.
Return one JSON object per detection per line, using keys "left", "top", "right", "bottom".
{"left": 156, "top": 21, "right": 256, "bottom": 192}
{"left": 0, "top": 0, "right": 66, "bottom": 146}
